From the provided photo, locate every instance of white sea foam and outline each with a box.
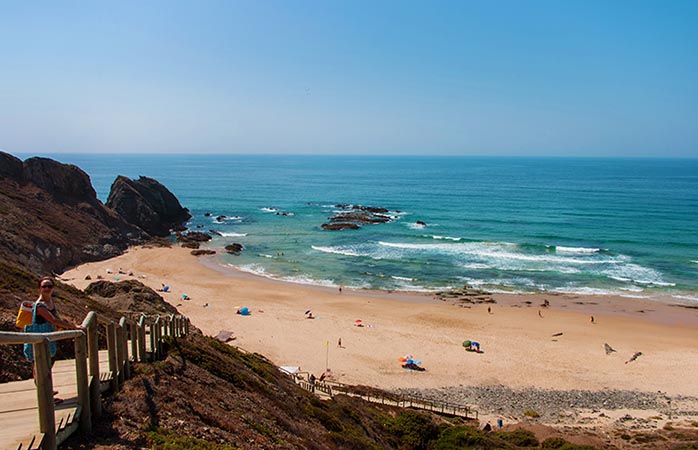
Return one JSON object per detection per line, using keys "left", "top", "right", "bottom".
{"left": 463, "top": 263, "right": 491, "bottom": 269}
{"left": 311, "top": 245, "right": 363, "bottom": 257}
{"left": 673, "top": 295, "right": 698, "bottom": 303}
{"left": 603, "top": 263, "right": 673, "bottom": 286}
{"left": 280, "top": 275, "right": 337, "bottom": 287}
{"left": 258, "top": 253, "right": 274, "bottom": 258}
{"left": 261, "top": 207, "right": 278, "bottom": 212}
{"left": 620, "top": 286, "right": 644, "bottom": 292}
{"left": 553, "top": 286, "right": 617, "bottom": 296}
{"left": 431, "top": 235, "right": 461, "bottom": 241}
{"left": 232, "top": 264, "right": 269, "bottom": 277}
{"left": 408, "top": 223, "right": 426, "bottom": 230}
{"left": 377, "top": 241, "right": 619, "bottom": 265}
{"left": 391, "top": 276, "right": 414, "bottom": 281}
{"left": 221, "top": 232, "right": 248, "bottom": 237}
{"left": 555, "top": 246, "right": 601, "bottom": 254}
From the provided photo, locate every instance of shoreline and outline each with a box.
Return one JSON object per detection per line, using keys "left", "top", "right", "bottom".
{"left": 199, "top": 248, "right": 698, "bottom": 328}
{"left": 61, "top": 245, "right": 698, "bottom": 427}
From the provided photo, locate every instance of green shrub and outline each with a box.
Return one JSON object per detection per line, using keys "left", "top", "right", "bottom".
{"left": 146, "top": 427, "right": 238, "bottom": 450}
{"left": 541, "top": 437, "right": 597, "bottom": 449}
{"left": 384, "top": 410, "right": 439, "bottom": 450}
{"left": 523, "top": 408, "right": 540, "bottom": 418}
{"left": 541, "top": 437, "right": 569, "bottom": 448}
{"left": 499, "top": 429, "right": 539, "bottom": 447}
{"left": 433, "top": 426, "right": 493, "bottom": 449}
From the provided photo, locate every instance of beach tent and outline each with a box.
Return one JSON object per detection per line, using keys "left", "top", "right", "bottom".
{"left": 239, "top": 306, "right": 250, "bottom": 316}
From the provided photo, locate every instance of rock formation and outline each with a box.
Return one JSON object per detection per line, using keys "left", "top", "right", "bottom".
{"left": 107, "top": 175, "right": 191, "bottom": 237}
{"left": 321, "top": 204, "right": 397, "bottom": 230}
{"left": 0, "top": 151, "right": 149, "bottom": 274}
{"left": 225, "top": 243, "right": 244, "bottom": 254}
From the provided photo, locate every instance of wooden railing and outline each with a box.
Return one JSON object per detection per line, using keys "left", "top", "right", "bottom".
{"left": 0, "top": 312, "right": 190, "bottom": 450}
{"left": 284, "top": 371, "right": 478, "bottom": 420}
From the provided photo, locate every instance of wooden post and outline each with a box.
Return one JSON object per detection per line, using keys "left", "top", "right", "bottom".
{"left": 34, "top": 339, "right": 56, "bottom": 450}
{"left": 86, "top": 316, "right": 101, "bottom": 418}
{"left": 153, "top": 317, "right": 161, "bottom": 360}
{"left": 115, "top": 321, "right": 125, "bottom": 385}
{"left": 138, "top": 316, "right": 146, "bottom": 362}
{"left": 119, "top": 317, "right": 131, "bottom": 379}
{"left": 148, "top": 321, "right": 156, "bottom": 361}
{"left": 107, "top": 322, "right": 119, "bottom": 391}
{"left": 129, "top": 322, "right": 137, "bottom": 366}
{"left": 74, "top": 331, "right": 92, "bottom": 433}
{"left": 185, "top": 317, "right": 189, "bottom": 335}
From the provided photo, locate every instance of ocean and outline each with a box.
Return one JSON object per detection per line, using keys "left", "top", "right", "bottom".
{"left": 39, "top": 154, "right": 698, "bottom": 302}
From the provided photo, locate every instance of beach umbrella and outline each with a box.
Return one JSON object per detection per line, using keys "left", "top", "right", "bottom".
{"left": 305, "top": 310, "right": 312, "bottom": 315}
{"left": 355, "top": 319, "right": 362, "bottom": 323}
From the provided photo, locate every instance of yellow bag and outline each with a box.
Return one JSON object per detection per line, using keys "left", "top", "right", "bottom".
{"left": 15, "top": 301, "right": 34, "bottom": 329}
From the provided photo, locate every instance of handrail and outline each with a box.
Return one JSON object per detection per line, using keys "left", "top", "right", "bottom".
{"left": 0, "top": 329, "right": 85, "bottom": 344}
{"left": 286, "top": 371, "right": 478, "bottom": 420}
{"left": 0, "top": 310, "right": 190, "bottom": 450}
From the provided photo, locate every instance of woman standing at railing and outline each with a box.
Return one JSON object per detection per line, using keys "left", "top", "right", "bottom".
{"left": 32, "top": 277, "right": 83, "bottom": 332}
{"left": 25, "top": 276, "right": 84, "bottom": 403}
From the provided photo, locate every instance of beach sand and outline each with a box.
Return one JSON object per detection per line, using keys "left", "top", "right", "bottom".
{"left": 62, "top": 246, "right": 698, "bottom": 426}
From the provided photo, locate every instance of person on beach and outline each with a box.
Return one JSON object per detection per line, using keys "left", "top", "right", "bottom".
{"left": 27, "top": 277, "right": 84, "bottom": 403}
{"left": 591, "top": 315, "right": 595, "bottom": 324}
{"left": 337, "top": 338, "right": 342, "bottom": 348}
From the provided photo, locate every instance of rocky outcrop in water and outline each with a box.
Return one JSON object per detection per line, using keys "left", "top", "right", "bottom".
{"left": 225, "top": 243, "right": 244, "bottom": 254}
{"left": 321, "top": 204, "right": 397, "bottom": 231}
{"left": 107, "top": 175, "right": 191, "bottom": 237}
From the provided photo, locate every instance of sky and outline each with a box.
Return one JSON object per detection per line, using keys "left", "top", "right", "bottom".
{"left": 1, "top": 1, "right": 697, "bottom": 157}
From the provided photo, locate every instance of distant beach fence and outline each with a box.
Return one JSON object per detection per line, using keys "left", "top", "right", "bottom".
{"left": 284, "top": 370, "right": 478, "bottom": 420}
{"left": 0, "top": 311, "right": 190, "bottom": 450}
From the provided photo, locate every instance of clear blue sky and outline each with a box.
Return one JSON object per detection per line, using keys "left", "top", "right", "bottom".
{"left": 1, "top": 0, "right": 697, "bottom": 156}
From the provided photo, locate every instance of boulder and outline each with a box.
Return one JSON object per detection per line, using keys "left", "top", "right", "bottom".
{"left": 225, "top": 243, "right": 244, "bottom": 254}
{"left": 176, "top": 231, "right": 212, "bottom": 242}
{"left": 191, "top": 249, "right": 216, "bottom": 256}
{"left": 106, "top": 175, "right": 191, "bottom": 236}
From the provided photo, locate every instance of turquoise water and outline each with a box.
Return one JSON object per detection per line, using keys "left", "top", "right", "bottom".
{"left": 42, "top": 154, "right": 698, "bottom": 301}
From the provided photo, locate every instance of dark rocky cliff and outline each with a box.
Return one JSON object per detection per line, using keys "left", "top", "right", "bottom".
{"left": 106, "top": 175, "right": 191, "bottom": 237}
{"left": 0, "top": 153, "right": 150, "bottom": 275}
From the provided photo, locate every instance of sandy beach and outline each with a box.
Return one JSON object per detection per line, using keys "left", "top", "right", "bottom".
{"left": 62, "top": 246, "right": 698, "bottom": 424}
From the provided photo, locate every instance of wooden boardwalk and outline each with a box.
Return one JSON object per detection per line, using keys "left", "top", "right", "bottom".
{"left": 0, "top": 350, "right": 114, "bottom": 450}
{"left": 0, "top": 312, "right": 189, "bottom": 450}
